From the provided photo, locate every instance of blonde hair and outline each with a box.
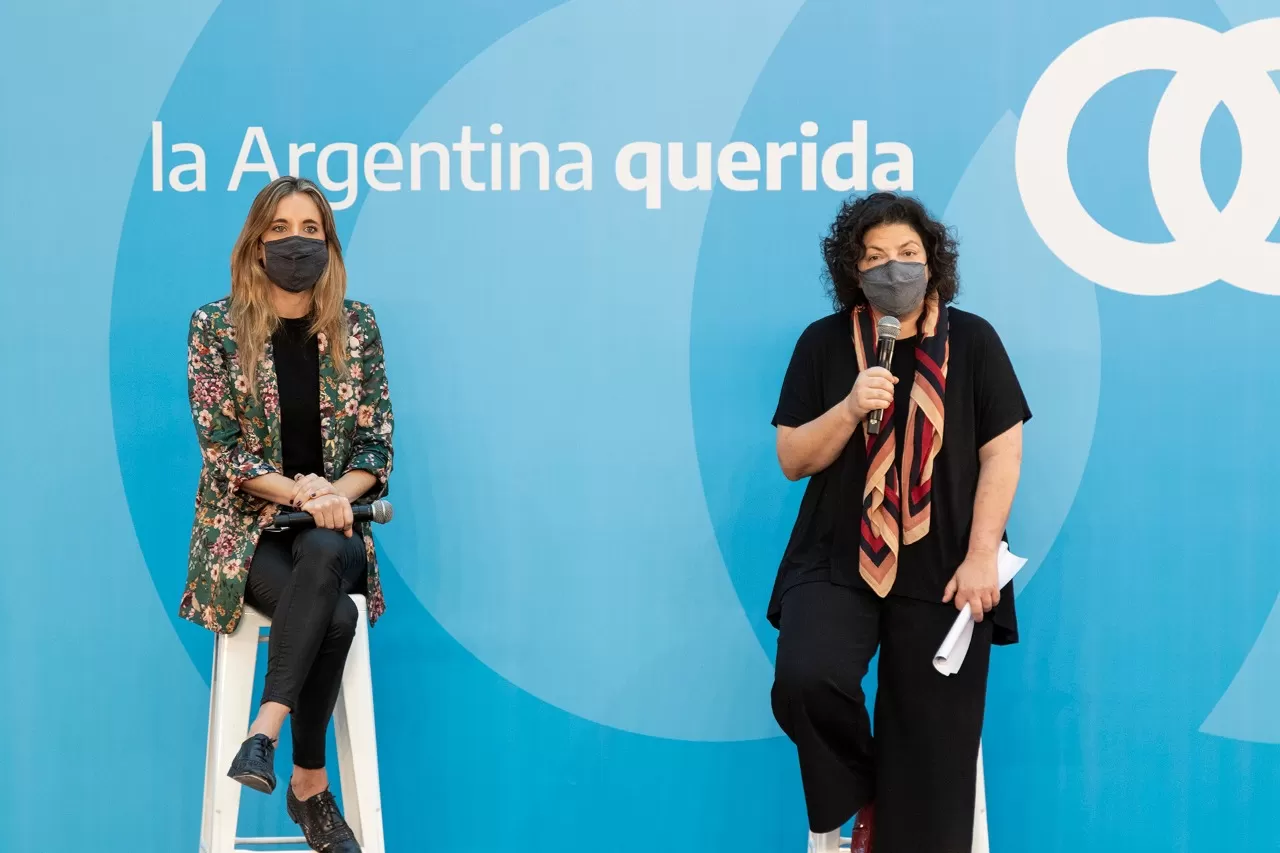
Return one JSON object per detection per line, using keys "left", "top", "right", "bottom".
{"left": 229, "top": 176, "right": 348, "bottom": 397}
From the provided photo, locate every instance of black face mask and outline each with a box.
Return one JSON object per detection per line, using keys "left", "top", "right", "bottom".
{"left": 263, "top": 236, "right": 329, "bottom": 293}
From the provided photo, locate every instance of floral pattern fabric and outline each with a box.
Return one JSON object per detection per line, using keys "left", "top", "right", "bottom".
{"left": 180, "top": 297, "right": 394, "bottom": 634}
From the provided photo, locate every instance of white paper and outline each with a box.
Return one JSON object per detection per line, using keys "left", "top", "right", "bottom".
{"left": 933, "top": 543, "right": 1027, "bottom": 675}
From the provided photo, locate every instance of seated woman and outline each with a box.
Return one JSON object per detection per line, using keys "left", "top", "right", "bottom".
{"left": 769, "top": 192, "right": 1030, "bottom": 853}
{"left": 181, "top": 175, "right": 394, "bottom": 853}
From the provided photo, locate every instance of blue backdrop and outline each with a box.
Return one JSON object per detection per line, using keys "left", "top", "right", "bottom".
{"left": 3, "top": 1, "right": 1280, "bottom": 851}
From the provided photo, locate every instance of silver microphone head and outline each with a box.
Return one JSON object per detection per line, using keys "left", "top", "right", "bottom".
{"left": 875, "top": 315, "right": 901, "bottom": 340}
{"left": 371, "top": 499, "right": 394, "bottom": 524}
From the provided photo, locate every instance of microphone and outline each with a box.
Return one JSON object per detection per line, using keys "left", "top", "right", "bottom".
{"left": 268, "top": 499, "right": 394, "bottom": 531}
{"left": 866, "top": 316, "right": 901, "bottom": 436}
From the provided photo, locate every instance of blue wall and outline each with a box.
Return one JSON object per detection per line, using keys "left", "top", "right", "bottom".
{"left": 3, "top": 1, "right": 1279, "bottom": 851}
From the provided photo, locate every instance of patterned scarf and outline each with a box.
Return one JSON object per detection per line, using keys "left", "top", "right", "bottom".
{"left": 852, "top": 298, "right": 950, "bottom": 597}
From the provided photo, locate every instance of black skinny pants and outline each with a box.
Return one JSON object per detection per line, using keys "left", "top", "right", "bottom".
{"left": 245, "top": 527, "right": 367, "bottom": 770}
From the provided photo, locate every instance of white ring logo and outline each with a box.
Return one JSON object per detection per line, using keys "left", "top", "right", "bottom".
{"left": 1016, "top": 17, "right": 1280, "bottom": 295}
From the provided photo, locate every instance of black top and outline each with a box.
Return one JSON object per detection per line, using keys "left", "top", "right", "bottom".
{"left": 768, "top": 308, "right": 1031, "bottom": 643}
{"left": 891, "top": 334, "right": 919, "bottom": 463}
{"left": 272, "top": 316, "right": 324, "bottom": 481}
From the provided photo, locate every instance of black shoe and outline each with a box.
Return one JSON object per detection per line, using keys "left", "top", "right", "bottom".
{"left": 226, "top": 733, "right": 276, "bottom": 794}
{"left": 287, "top": 785, "right": 361, "bottom": 852}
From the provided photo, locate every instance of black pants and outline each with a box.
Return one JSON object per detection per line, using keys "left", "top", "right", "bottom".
{"left": 771, "top": 581, "right": 992, "bottom": 853}
{"left": 245, "top": 528, "right": 367, "bottom": 770}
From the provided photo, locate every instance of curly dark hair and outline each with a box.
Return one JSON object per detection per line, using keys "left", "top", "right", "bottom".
{"left": 821, "top": 192, "right": 960, "bottom": 313}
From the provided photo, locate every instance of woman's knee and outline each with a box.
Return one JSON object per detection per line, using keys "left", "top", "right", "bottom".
{"left": 773, "top": 655, "right": 861, "bottom": 710}
{"left": 292, "top": 528, "right": 349, "bottom": 563}
{"left": 291, "top": 529, "right": 358, "bottom": 585}
{"left": 328, "top": 596, "right": 359, "bottom": 643}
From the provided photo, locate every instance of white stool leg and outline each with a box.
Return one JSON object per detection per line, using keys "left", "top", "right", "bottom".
{"left": 199, "top": 634, "right": 223, "bottom": 853}
{"left": 807, "top": 828, "right": 845, "bottom": 852}
{"left": 334, "top": 596, "right": 385, "bottom": 853}
{"left": 972, "top": 741, "right": 989, "bottom": 853}
{"left": 205, "top": 615, "right": 262, "bottom": 853}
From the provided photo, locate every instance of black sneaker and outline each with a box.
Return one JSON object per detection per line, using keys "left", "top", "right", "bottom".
{"left": 287, "top": 785, "right": 361, "bottom": 852}
{"left": 226, "top": 733, "right": 276, "bottom": 794}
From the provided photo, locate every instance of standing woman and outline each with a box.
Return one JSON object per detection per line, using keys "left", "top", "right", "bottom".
{"left": 769, "top": 192, "right": 1029, "bottom": 852}
{"left": 181, "top": 176, "right": 394, "bottom": 853}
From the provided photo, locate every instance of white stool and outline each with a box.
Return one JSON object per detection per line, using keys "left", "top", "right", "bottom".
{"left": 806, "top": 742, "right": 989, "bottom": 853}
{"left": 199, "top": 594, "right": 385, "bottom": 853}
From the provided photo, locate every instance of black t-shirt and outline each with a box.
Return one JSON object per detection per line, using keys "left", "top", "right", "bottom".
{"left": 272, "top": 316, "right": 324, "bottom": 481}
{"left": 768, "top": 308, "right": 1031, "bottom": 643}
{"left": 891, "top": 334, "right": 919, "bottom": 463}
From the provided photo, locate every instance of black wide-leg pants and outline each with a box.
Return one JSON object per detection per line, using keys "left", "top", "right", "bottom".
{"left": 772, "top": 581, "right": 992, "bottom": 853}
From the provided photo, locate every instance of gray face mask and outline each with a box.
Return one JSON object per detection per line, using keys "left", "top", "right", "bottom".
{"left": 858, "top": 260, "right": 928, "bottom": 317}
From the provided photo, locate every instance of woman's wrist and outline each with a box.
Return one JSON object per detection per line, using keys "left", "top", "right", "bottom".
{"left": 332, "top": 470, "right": 376, "bottom": 502}
{"left": 241, "top": 472, "right": 297, "bottom": 506}
{"left": 840, "top": 397, "right": 863, "bottom": 427}
{"left": 966, "top": 542, "right": 999, "bottom": 559}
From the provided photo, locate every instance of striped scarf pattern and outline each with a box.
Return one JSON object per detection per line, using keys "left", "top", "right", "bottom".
{"left": 852, "top": 299, "right": 950, "bottom": 597}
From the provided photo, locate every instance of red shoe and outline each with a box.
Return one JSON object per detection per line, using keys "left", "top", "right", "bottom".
{"left": 849, "top": 804, "right": 875, "bottom": 853}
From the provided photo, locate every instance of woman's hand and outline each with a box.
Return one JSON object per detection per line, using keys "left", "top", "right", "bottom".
{"left": 942, "top": 549, "right": 1001, "bottom": 622}
{"left": 844, "top": 366, "right": 897, "bottom": 424}
{"left": 301, "top": 493, "right": 354, "bottom": 537}
{"left": 291, "top": 473, "right": 335, "bottom": 508}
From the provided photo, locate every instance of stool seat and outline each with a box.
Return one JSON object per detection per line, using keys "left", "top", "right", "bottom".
{"left": 199, "top": 594, "right": 385, "bottom": 853}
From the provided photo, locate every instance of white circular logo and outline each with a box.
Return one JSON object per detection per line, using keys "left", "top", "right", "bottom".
{"left": 1016, "top": 17, "right": 1280, "bottom": 295}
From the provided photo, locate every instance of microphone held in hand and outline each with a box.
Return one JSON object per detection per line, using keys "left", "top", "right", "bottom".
{"left": 866, "top": 316, "right": 901, "bottom": 436}
{"left": 268, "top": 499, "right": 394, "bottom": 531}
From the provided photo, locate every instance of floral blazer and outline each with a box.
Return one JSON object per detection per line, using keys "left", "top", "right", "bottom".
{"left": 180, "top": 298, "right": 394, "bottom": 634}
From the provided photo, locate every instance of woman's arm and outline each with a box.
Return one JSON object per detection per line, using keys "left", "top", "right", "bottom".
{"left": 967, "top": 423, "right": 1023, "bottom": 556}
{"left": 332, "top": 470, "right": 376, "bottom": 502}
{"left": 341, "top": 304, "right": 394, "bottom": 499}
{"left": 241, "top": 473, "right": 300, "bottom": 505}
{"left": 776, "top": 366, "right": 895, "bottom": 480}
{"left": 776, "top": 407, "right": 857, "bottom": 481}
{"left": 188, "top": 308, "right": 284, "bottom": 501}
{"left": 942, "top": 422, "right": 1023, "bottom": 620}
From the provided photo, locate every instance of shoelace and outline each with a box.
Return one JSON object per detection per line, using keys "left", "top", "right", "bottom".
{"left": 307, "top": 791, "right": 356, "bottom": 844}
{"left": 241, "top": 735, "right": 273, "bottom": 766}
